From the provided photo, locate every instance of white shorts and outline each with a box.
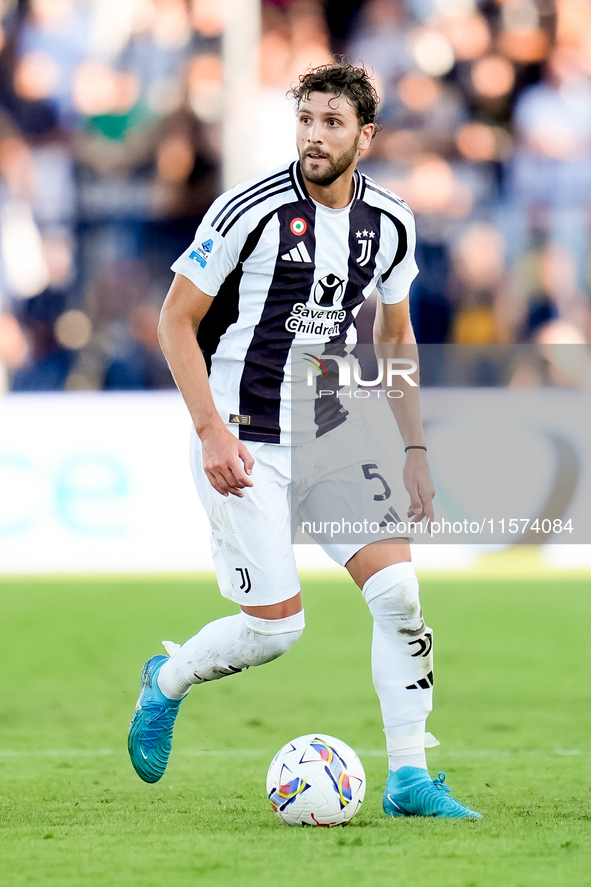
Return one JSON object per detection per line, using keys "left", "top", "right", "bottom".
{"left": 190, "top": 417, "right": 407, "bottom": 607}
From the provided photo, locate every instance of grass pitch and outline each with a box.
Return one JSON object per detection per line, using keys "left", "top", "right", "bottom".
{"left": 0, "top": 571, "right": 590, "bottom": 887}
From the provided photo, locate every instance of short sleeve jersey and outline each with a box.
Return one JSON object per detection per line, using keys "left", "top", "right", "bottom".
{"left": 172, "top": 160, "right": 418, "bottom": 445}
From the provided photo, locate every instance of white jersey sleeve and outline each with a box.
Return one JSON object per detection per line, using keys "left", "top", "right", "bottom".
{"left": 170, "top": 196, "right": 245, "bottom": 297}
{"left": 375, "top": 210, "right": 419, "bottom": 305}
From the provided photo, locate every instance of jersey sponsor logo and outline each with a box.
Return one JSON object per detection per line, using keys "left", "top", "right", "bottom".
{"left": 285, "top": 274, "right": 346, "bottom": 336}
{"left": 285, "top": 302, "right": 346, "bottom": 336}
{"left": 229, "top": 413, "right": 251, "bottom": 425}
{"left": 281, "top": 241, "right": 312, "bottom": 263}
{"left": 290, "top": 217, "right": 307, "bottom": 235}
{"left": 355, "top": 229, "right": 375, "bottom": 267}
{"left": 313, "top": 274, "right": 345, "bottom": 308}
{"left": 189, "top": 239, "right": 215, "bottom": 268}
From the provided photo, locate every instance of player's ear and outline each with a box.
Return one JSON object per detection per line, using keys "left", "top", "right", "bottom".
{"left": 358, "top": 123, "right": 375, "bottom": 155}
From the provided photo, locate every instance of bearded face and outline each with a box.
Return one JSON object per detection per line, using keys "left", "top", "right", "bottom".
{"left": 296, "top": 92, "right": 369, "bottom": 192}
{"left": 299, "top": 134, "right": 361, "bottom": 187}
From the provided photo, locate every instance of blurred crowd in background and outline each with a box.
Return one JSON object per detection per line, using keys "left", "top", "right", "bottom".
{"left": 0, "top": 0, "right": 590, "bottom": 393}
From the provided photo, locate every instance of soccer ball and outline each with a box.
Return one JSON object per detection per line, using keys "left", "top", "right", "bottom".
{"left": 266, "top": 734, "right": 366, "bottom": 827}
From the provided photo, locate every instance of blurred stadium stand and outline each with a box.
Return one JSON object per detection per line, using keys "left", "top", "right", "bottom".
{"left": 0, "top": 0, "right": 590, "bottom": 394}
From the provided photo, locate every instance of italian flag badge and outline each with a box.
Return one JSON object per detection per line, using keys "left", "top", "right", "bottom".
{"left": 290, "top": 218, "right": 307, "bottom": 236}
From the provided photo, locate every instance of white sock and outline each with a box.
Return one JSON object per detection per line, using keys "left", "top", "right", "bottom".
{"left": 362, "top": 563, "right": 435, "bottom": 774}
{"left": 157, "top": 610, "right": 305, "bottom": 699}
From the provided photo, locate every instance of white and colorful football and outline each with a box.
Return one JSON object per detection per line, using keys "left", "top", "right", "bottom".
{"left": 266, "top": 734, "right": 366, "bottom": 827}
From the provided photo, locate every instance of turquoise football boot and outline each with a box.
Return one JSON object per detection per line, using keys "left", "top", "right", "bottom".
{"left": 128, "top": 655, "right": 183, "bottom": 783}
{"left": 383, "top": 766, "right": 482, "bottom": 819}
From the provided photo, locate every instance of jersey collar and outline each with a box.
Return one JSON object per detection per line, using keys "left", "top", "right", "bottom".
{"left": 292, "top": 160, "right": 364, "bottom": 207}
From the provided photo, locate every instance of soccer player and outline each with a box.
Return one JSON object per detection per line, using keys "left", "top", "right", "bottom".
{"left": 128, "top": 62, "right": 481, "bottom": 820}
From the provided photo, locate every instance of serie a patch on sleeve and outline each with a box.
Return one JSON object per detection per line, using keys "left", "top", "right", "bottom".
{"left": 189, "top": 238, "right": 215, "bottom": 267}
{"left": 229, "top": 414, "right": 251, "bottom": 425}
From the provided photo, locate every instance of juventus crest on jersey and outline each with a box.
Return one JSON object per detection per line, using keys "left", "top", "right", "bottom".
{"left": 172, "top": 160, "right": 418, "bottom": 445}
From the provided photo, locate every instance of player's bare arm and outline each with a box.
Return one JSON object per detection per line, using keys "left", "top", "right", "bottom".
{"left": 374, "top": 297, "right": 435, "bottom": 524}
{"left": 158, "top": 272, "right": 254, "bottom": 498}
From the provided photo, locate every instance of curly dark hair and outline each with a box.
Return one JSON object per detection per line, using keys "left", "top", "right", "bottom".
{"left": 289, "top": 60, "right": 381, "bottom": 135}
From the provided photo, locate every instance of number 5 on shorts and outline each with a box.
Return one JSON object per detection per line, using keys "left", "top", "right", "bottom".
{"left": 362, "top": 463, "right": 392, "bottom": 502}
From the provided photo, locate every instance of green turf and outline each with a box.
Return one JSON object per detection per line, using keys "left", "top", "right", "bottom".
{"left": 1, "top": 572, "right": 590, "bottom": 887}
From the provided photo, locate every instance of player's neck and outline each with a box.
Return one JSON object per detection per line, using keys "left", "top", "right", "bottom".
{"left": 303, "top": 168, "right": 356, "bottom": 209}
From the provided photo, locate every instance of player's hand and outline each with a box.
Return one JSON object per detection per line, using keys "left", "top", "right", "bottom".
{"left": 403, "top": 449, "right": 435, "bottom": 529}
{"left": 200, "top": 425, "right": 255, "bottom": 498}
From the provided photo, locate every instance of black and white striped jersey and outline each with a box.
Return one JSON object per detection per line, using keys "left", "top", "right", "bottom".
{"left": 171, "top": 160, "right": 418, "bottom": 445}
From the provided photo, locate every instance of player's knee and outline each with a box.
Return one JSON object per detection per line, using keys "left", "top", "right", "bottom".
{"left": 362, "top": 563, "right": 424, "bottom": 634}
{"left": 240, "top": 610, "right": 305, "bottom": 666}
